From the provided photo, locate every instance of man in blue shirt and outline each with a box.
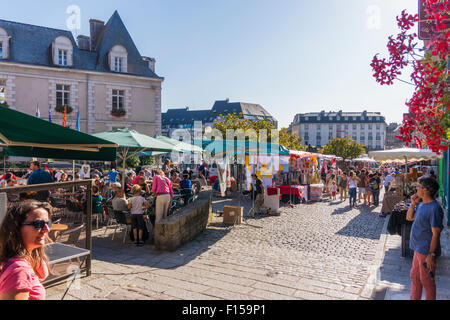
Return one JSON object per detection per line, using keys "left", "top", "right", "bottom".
{"left": 406, "top": 176, "right": 443, "bottom": 300}
{"left": 27, "top": 161, "right": 54, "bottom": 201}
{"left": 107, "top": 169, "right": 119, "bottom": 183}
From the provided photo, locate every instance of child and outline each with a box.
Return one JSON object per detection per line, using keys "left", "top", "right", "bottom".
{"left": 127, "top": 185, "right": 149, "bottom": 246}
{"left": 330, "top": 180, "right": 337, "bottom": 201}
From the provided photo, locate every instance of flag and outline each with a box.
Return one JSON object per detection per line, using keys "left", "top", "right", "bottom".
{"left": 62, "top": 106, "right": 66, "bottom": 127}
{"left": 48, "top": 106, "right": 52, "bottom": 123}
{"left": 35, "top": 104, "right": 40, "bottom": 118}
{"left": 76, "top": 109, "right": 80, "bottom": 131}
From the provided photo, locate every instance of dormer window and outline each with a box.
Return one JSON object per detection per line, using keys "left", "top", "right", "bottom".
{"left": 0, "top": 28, "right": 9, "bottom": 59}
{"left": 52, "top": 36, "right": 73, "bottom": 67}
{"left": 114, "top": 57, "right": 123, "bottom": 72}
{"left": 58, "top": 49, "right": 68, "bottom": 66}
{"left": 109, "top": 45, "right": 128, "bottom": 73}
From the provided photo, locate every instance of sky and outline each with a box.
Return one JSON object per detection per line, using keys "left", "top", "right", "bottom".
{"left": 1, "top": 0, "right": 419, "bottom": 128}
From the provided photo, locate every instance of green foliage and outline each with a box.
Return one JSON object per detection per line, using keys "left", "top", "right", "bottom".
{"left": 322, "top": 137, "right": 366, "bottom": 161}
{"left": 212, "top": 113, "right": 276, "bottom": 140}
{"left": 279, "top": 128, "right": 307, "bottom": 151}
{"left": 125, "top": 154, "right": 140, "bottom": 169}
{"left": 139, "top": 155, "right": 155, "bottom": 166}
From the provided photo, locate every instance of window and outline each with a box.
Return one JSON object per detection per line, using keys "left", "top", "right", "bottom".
{"left": 304, "top": 116, "right": 309, "bottom": 121}
{"left": 109, "top": 45, "right": 128, "bottom": 73}
{"left": 361, "top": 124, "right": 365, "bottom": 129}
{"left": 53, "top": 36, "right": 73, "bottom": 67}
{"left": 112, "top": 89, "right": 124, "bottom": 111}
{"left": 353, "top": 124, "right": 357, "bottom": 130}
{"left": 114, "top": 57, "right": 123, "bottom": 72}
{"left": 58, "top": 50, "right": 67, "bottom": 66}
{"left": 0, "top": 28, "right": 10, "bottom": 60}
{"left": 352, "top": 135, "right": 357, "bottom": 141}
{"left": 304, "top": 124, "right": 309, "bottom": 130}
{"left": 0, "top": 80, "right": 6, "bottom": 104}
{"left": 56, "top": 85, "right": 70, "bottom": 107}
{"left": 368, "top": 125, "right": 372, "bottom": 130}
{"left": 353, "top": 116, "right": 357, "bottom": 121}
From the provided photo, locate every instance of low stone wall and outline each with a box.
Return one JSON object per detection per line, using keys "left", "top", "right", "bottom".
{"left": 154, "top": 190, "right": 212, "bottom": 251}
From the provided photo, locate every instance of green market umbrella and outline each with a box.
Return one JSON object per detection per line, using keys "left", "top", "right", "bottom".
{"left": 92, "top": 129, "right": 176, "bottom": 188}
{"left": 0, "top": 105, "right": 117, "bottom": 161}
{"left": 152, "top": 135, "right": 204, "bottom": 153}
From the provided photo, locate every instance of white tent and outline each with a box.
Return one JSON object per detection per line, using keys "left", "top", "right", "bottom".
{"left": 368, "top": 148, "right": 441, "bottom": 163}
{"left": 351, "top": 156, "right": 377, "bottom": 163}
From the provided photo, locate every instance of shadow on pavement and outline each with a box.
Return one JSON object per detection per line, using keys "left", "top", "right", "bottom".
{"left": 334, "top": 205, "right": 385, "bottom": 240}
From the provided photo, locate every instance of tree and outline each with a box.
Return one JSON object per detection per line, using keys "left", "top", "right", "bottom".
{"left": 212, "top": 112, "right": 276, "bottom": 140}
{"left": 279, "top": 128, "right": 307, "bottom": 151}
{"left": 370, "top": 1, "right": 449, "bottom": 154}
{"left": 139, "top": 155, "right": 155, "bottom": 166}
{"left": 212, "top": 113, "right": 307, "bottom": 151}
{"left": 125, "top": 154, "right": 140, "bottom": 169}
{"left": 322, "top": 137, "right": 366, "bottom": 161}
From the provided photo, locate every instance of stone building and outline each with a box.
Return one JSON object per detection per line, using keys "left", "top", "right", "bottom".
{"left": 289, "top": 110, "right": 387, "bottom": 151}
{"left": 162, "top": 99, "right": 277, "bottom": 138}
{"left": 0, "top": 11, "right": 163, "bottom": 135}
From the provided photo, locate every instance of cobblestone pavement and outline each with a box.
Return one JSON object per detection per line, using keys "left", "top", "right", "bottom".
{"left": 46, "top": 193, "right": 390, "bottom": 300}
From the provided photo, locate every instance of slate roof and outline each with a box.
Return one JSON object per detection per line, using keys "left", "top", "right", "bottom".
{"left": 0, "top": 11, "right": 162, "bottom": 80}
{"left": 162, "top": 100, "right": 277, "bottom": 126}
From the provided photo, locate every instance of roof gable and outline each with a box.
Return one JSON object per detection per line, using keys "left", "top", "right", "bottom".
{"left": 94, "top": 11, "right": 159, "bottom": 78}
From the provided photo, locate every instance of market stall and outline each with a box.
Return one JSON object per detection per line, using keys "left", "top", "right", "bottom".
{"left": 369, "top": 147, "right": 442, "bottom": 256}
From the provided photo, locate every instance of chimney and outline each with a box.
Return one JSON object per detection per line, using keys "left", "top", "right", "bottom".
{"left": 186, "top": 107, "right": 190, "bottom": 111}
{"left": 142, "top": 56, "right": 156, "bottom": 72}
{"left": 89, "top": 19, "right": 105, "bottom": 51}
{"left": 77, "top": 35, "right": 91, "bottom": 50}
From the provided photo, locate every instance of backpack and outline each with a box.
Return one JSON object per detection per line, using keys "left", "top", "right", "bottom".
{"left": 369, "top": 178, "right": 379, "bottom": 191}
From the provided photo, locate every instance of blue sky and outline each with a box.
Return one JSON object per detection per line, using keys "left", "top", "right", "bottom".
{"left": 1, "top": 0, "right": 419, "bottom": 128}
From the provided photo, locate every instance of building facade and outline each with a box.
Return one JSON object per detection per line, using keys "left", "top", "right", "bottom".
{"left": 290, "top": 110, "right": 387, "bottom": 151}
{"left": 0, "top": 11, "right": 163, "bottom": 136}
{"left": 162, "top": 99, "right": 278, "bottom": 138}
{"left": 385, "top": 122, "right": 405, "bottom": 149}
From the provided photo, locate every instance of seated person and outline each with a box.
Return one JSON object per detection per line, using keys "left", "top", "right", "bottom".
{"left": 180, "top": 174, "right": 193, "bottom": 205}
{"left": 138, "top": 177, "right": 150, "bottom": 194}
{"left": 171, "top": 172, "right": 181, "bottom": 185}
{"left": 92, "top": 186, "right": 104, "bottom": 215}
{"left": 112, "top": 188, "right": 129, "bottom": 212}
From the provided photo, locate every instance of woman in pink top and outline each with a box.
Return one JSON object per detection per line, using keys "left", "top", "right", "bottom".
{"left": 0, "top": 201, "right": 52, "bottom": 300}
{"left": 151, "top": 170, "right": 174, "bottom": 223}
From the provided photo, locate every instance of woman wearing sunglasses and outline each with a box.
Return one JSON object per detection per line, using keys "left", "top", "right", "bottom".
{"left": 0, "top": 201, "right": 52, "bottom": 300}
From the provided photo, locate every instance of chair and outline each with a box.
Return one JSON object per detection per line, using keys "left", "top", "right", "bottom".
{"left": 55, "top": 223, "right": 85, "bottom": 246}
{"left": 110, "top": 211, "right": 131, "bottom": 243}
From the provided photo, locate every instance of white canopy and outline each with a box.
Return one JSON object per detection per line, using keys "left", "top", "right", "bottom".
{"left": 351, "top": 157, "right": 377, "bottom": 163}
{"left": 368, "top": 148, "right": 441, "bottom": 163}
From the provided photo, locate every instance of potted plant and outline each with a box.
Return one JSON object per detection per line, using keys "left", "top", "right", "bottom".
{"left": 111, "top": 108, "right": 126, "bottom": 118}
{"left": 55, "top": 105, "right": 73, "bottom": 114}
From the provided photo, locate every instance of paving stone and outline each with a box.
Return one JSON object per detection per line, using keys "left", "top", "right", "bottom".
{"left": 249, "top": 289, "right": 298, "bottom": 300}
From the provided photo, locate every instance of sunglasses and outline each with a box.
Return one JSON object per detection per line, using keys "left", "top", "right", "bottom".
{"left": 21, "top": 220, "right": 52, "bottom": 230}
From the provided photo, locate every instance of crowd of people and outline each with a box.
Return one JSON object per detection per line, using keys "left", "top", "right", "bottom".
{"left": 319, "top": 165, "right": 438, "bottom": 212}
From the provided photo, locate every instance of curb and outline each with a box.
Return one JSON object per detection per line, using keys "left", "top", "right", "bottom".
{"left": 359, "top": 212, "right": 391, "bottom": 300}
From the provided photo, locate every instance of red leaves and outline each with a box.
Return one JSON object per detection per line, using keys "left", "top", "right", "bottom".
{"left": 371, "top": 4, "right": 449, "bottom": 154}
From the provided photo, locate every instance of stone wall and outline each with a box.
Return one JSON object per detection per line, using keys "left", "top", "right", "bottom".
{"left": 154, "top": 190, "right": 212, "bottom": 251}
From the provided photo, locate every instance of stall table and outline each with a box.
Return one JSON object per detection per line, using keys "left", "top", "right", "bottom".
{"left": 387, "top": 208, "right": 414, "bottom": 257}
{"left": 381, "top": 188, "right": 405, "bottom": 214}
{"left": 267, "top": 185, "right": 308, "bottom": 204}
